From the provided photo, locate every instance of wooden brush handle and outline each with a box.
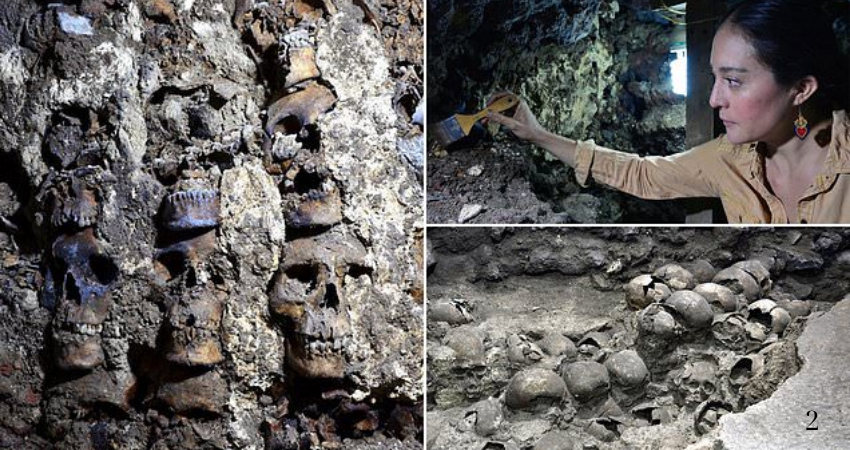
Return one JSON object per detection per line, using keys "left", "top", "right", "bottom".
{"left": 470, "top": 94, "right": 519, "bottom": 122}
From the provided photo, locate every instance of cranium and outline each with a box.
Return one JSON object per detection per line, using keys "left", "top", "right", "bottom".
{"left": 269, "top": 232, "right": 369, "bottom": 378}
{"left": 712, "top": 267, "right": 760, "bottom": 302}
{"left": 663, "top": 291, "right": 714, "bottom": 329}
{"left": 577, "top": 331, "right": 610, "bottom": 359}
{"left": 506, "top": 334, "right": 544, "bottom": 364}
{"left": 687, "top": 259, "right": 716, "bottom": 284}
{"left": 604, "top": 350, "right": 649, "bottom": 391}
{"left": 729, "top": 354, "right": 765, "bottom": 387}
{"left": 162, "top": 285, "right": 226, "bottom": 366}
{"left": 694, "top": 400, "right": 733, "bottom": 436}
{"left": 748, "top": 299, "right": 792, "bottom": 335}
{"left": 676, "top": 360, "right": 718, "bottom": 406}
{"left": 443, "top": 325, "right": 486, "bottom": 367}
{"left": 537, "top": 332, "right": 577, "bottom": 359}
{"left": 744, "top": 322, "right": 769, "bottom": 352}
{"left": 46, "top": 228, "right": 118, "bottom": 371}
{"left": 625, "top": 274, "right": 671, "bottom": 309}
{"left": 504, "top": 368, "right": 566, "bottom": 410}
{"left": 428, "top": 299, "right": 474, "bottom": 325}
{"left": 693, "top": 283, "right": 739, "bottom": 313}
{"left": 731, "top": 260, "right": 772, "bottom": 296}
{"left": 711, "top": 312, "right": 749, "bottom": 351}
{"left": 637, "top": 303, "right": 683, "bottom": 338}
{"left": 653, "top": 264, "right": 696, "bottom": 291}
{"left": 631, "top": 399, "right": 676, "bottom": 425}
{"left": 561, "top": 361, "right": 610, "bottom": 404}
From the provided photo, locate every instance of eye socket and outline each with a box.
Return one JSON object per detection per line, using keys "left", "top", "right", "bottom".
{"left": 725, "top": 78, "right": 741, "bottom": 87}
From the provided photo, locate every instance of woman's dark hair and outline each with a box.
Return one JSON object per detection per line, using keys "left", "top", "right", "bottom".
{"left": 720, "top": 0, "right": 850, "bottom": 111}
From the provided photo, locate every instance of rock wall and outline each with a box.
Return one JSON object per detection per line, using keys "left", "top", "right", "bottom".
{"left": 0, "top": 0, "right": 423, "bottom": 448}
{"left": 427, "top": 0, "right": 687, "bottom": 222}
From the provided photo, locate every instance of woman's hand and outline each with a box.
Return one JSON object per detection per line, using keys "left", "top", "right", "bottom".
{"left": 485, "top": 92, "right": 547, "bottom": 143}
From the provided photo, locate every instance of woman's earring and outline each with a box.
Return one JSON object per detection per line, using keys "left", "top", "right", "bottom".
{"left": 794, "top": 108, "right": 810, "bottom": 140}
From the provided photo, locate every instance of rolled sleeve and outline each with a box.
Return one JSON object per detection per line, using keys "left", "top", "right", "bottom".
{"left": 577, "top": 138, "right": 724, "bottom": 200}
{"left": 573, "top": 139, "right": 596, "bottom": 188}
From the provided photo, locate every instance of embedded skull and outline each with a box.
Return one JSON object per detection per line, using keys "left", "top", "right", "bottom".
{"left": 561, "top": 361, "right": 610, "bottom": 403}
{"left": 711, "top": 312, "right": 749, "bottom": 351}
{"left": 713, "top": 267, "right": 760, "bottom": 302}
{"left": 45, "top": 228, "right": 118, "bottom": 371}
{"left": 604, "top": 350, "right": 649, "bottom": 391}
{"left": 676, "top": 361, "right": 718, "bottom": 406}
{"left": 694, "top": 400, "right": 733, "bottom": 435}
{"left": 663, "top": 291, "right": 714, "bottom": 329}
{"left": 731, "top": 260, "right": 772, "bottom": 297}
{"left": 163, "top": 285, "right": 226, "bottom": 366}
{"left": 653, "top": 264, "right": 696, "bottom": 291}
{"left": 693, "top": 283, "right": 739, "bottom": 313}
{"left": 269, "top": 232, "right": 368, "bottom": 378}
{"left": 625, "top": 274, "right": 671, "bottom": 309}
{"left": 637, "top": 303, "right": 683, "bottom": 338}
{"left": 504, "top": 368, "right": 566, "bottom": 410}
{"left": 748, "top": 299, "right": 792, "bottom": 335}
{"left": 507, "top": 334, "right": 544, "bottom": 364}
{"left": 443, "top": 325, "right": 486, "bottom": 367}
{"left": 729, "top": 354, "right": 765, "bottom": 387}
{"left": 537, "top": 332, "right": 577, "bottom": 359}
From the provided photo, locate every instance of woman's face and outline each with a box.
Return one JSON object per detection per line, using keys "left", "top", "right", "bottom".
{"left": 709, "top": 25, "right": 797, "bottom": 145}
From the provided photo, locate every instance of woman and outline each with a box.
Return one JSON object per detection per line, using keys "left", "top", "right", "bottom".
{"left": 488, "top": 0, "right": 850, "bottom": 224}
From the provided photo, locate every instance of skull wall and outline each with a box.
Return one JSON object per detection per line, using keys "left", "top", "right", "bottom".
{"left": 0, "top": 0, "right": 423, "bottom": 448}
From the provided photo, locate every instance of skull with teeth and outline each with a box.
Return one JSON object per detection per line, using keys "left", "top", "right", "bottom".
{"left": 675, "top": 360, "right": 719, "bottom": 406}
{"left": 269, "top": 231, "right": 369, "bottom": 378}
{"left": 45, "top": 227, "right": 118, "bottom": 371}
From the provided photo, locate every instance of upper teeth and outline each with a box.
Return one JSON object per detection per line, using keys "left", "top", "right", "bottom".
{"left": 71, "top": 323, "right": 103, "bottom": 336}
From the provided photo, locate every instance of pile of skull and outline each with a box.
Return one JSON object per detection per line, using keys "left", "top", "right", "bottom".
{"left": 431, "top": 259, "right": 810, "bottom": 449}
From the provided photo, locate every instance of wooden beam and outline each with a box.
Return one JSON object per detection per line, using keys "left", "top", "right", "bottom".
{"left": 686, "top": 0, "right": 725, "bottom": 148}
{"left": 684, "top": 0, "right": 728, "bottom": 223}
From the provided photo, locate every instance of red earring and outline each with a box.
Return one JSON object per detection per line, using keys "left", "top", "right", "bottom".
{"left": 794, "top": 108, "right": 809, "bottom": 140}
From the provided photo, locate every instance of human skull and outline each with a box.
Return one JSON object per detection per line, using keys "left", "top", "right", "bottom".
{"left": 443, "top": 326, "right": 486, "bottom": 367}
{"left": 46, "top": 228, "right": 118, "bottom": 371}
{"left": 163, "top": 285, "right": 226, "bottom": 366}
{"left": 676, "top": 360, "right": 718, "bottom": 406}
{"left": 711, "top": 312, "right": 749, "bottom": 351}
{"left": 694, "top": 400, "right": 733, "bottom": 436}
{"left": 625, "top": 274, "right": 671, "bottom": 309}
{"left": 653, "top": 264, "right": 696, "bottom": 291}
{"left": 577, "top": 331, "right": 610, "bottom": 359}
{"left": 693, "top": 283, "right": 739, "bottom": 313}
{"left": 604, "top": 350, "right": 649, "bottom": 391}
{"left": 731, "top": 260, "right": 772, "bottom": 296}
{"left": 504, "top": 368, "right": 566, "bottom": 410}
{"left": 744, "top": 322, "right": 769, "bottom": 352}
{"left": 561, "top": 361, "right": 610, "bottom": 403}
{"left": 537, "top": 332, "right": 577, "bottom": 359}
{"left": 663, "top": 291, "right": 714, "bottom": 329}
{"left": 268, "top": 232, "right": 368, "bottom": 378}
{"left": 631, "top": 400, "right": 676, "bottom": 426}
{"left": 507, "top": 334, "right": 545, "bottom": 364}
{"left": 712, "top": 267, "right": 759, "bottom": 302}
{"left": 729, "top": 354, "right": 765, "bottom": 387}
{"left": 748, "top": 299, "right": 792, "bottom": 335}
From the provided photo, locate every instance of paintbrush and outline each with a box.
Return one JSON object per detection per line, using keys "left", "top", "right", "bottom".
{"left": 430, "top": 94, "right": 519, "bottom": 147}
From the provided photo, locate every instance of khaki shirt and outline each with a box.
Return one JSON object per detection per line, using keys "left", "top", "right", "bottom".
{"left": 574, "top": 110, "right": 850, "bottom": 224}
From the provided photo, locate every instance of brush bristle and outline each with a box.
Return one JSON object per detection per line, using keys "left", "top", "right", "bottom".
{"left": 430, "top": 116, "right": 465, "bottom": 147}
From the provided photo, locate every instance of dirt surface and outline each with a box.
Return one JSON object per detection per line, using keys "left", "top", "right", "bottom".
{"left": 426, "top": 227, "right": 846, "bottom": 449}
{"left": 427, "top": 139, "right": 688, "bottom": 224}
